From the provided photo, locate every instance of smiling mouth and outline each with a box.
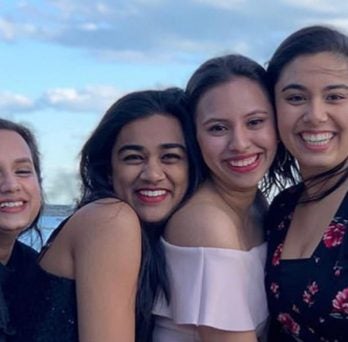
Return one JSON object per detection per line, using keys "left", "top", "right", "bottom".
{"left": 136, "top": 189, "right": 168, "bottom": 204}
{"left": 138, "top": 190, "right": 167, "bottom": 197}
{"left": 229, "top": 154, "right": 259, "bottom": 167}
{"left": 0, "top": 201, "right": 24, "bottom": 208}
{"left": 300, "top": 132, "right": 334, "bottom": 145}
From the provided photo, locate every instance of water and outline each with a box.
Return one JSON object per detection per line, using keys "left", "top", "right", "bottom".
{"left": 20, "top": 215, "right": 67, "bottom": 251}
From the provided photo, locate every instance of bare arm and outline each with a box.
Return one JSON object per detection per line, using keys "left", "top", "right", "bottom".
{"left": 73, "top": 201, "right": 141, "bottom": 342}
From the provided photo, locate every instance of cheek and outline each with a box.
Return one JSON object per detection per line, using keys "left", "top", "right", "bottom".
{"left": 277, "top": 118, "right": 292, "bottom": 144}
{"left": 200, "top": 140, "right": 224, "bottom": 169}
{"left": 111, "top": 167, "right": 132, "bottom": 197}
{"left": 265, "top": 126, "right": 278, "bottom": 152}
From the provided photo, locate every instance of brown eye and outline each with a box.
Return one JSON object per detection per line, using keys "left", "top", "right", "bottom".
{"left": 16, "top": 169, "right": 33, "bottom": 176}
{"left": 162, "top": 153, "right": 182, "bottom": 163}
{"left": 285, "top": 94, "right": 306, "bottom": 104}
{"left": 122, "top": 154, "right": 144, "bottom": 164}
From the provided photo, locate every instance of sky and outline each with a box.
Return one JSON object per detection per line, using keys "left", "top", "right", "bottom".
{"left": 1, "top": 0, "right": 348, "bottom": 204}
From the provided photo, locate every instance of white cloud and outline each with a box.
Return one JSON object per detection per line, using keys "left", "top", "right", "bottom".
{"left": 0, "top": 91, "right": 35, "bottom": 113}
{"left": 40, "top": 85, "right": 123, "bottom": 113}
{"left": 281, "top": 0, "right": 339, "bottom": 13}
{"left": 323, "top": 19, "right": 348, "bottom": 33}
{"left": 192, "top": 0, "right": 246, "bottom": 10}
{"left": 2, "top": 0, "right": 348, "bottom": 67}
{"left": 0, "top": 18, "right": 16, "bottom": 40}
{"left": 0, "top": 86, "right": 125, "bottom": 115}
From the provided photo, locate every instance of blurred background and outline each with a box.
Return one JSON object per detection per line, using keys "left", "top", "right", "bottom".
{"left": 1, "top": 0, "right": 348, "bottom": 205}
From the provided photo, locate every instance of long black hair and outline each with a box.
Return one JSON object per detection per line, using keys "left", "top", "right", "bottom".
{"left": 267, "top": 25, "right": 348, "bottom": 202}
{"left": 78, "top": 88, "right": 203, "bottom": 341}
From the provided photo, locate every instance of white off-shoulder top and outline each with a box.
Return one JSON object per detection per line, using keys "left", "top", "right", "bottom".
{"left": 152, "top": 238, "right": 268, "bottom": 341}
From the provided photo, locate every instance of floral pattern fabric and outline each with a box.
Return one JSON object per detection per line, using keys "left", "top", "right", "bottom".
{"left": 265, "top": 188, "right": 348, "bottom": 342}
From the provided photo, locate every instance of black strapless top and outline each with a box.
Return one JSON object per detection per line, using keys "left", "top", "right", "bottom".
{"left": 0, "top": 240, "right": 38, "bottom": 342}
{"left": 13, "top": 218, "right": 78, "bottom": 342}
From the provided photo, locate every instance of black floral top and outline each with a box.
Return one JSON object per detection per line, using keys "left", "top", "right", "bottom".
{"left": 265, "top": 187, "right": 348, "bottom": 342}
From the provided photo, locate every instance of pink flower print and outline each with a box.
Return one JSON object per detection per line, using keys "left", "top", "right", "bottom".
{"left": 270, "top": 282, "right": 279, "bottom": 293}
{"left": 303, "top": 282, "right": 319, "bottom": 307}
{"left": 323, "top": 222, "right": 346, "bottom": 248}
{"left": 334, "top": 264, "right": 342, "bottom": 277}
{"left": 308, "top": 281, "right": 319, "bottom": 295}
{"left": 270, "top": 282, "right": 280, "bottom": 298}
{"left": 277, "top": 313, "right": 300, "bottom": 335}
{"left": 272, "top": 243, "right": 283, "bottom": 266}
{"left": 332, "top": 288, "right": 348, "bottom": 314}
{"left": 303, "top": 291, "right": 313, "bottom": 305}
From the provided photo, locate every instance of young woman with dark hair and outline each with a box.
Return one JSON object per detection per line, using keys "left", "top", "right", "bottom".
{"left": 19, "top": 87, "right": 202, "bottom": 342}
{"left": 0, "top": 119, "right": 42, "bottom": 341}
{"left": 265, "top": 25, "right": 348, "bottom": 341}
{"left": 152, "top": 54, "right": 281, "bottom": 341}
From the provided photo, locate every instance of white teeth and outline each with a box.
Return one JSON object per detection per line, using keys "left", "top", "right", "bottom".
{"left": 138, "top": 190, "right": 166, "bottom": 197}
{"left": 0, "top": 201, "right": 23, "bottom": 208}
{"left": 301, "top": 132, "right": 333, "bottom": 145}
{"left": 229, "top": 155, "right": 258, "bottom": 167}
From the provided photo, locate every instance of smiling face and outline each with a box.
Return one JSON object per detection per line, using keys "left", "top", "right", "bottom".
{"left": 0, "top": 130, "right": 41, "bottom": 239}
{"left": 275, "top": 52, "right": 348, "bottom": 178}
{"left": 111, "top": 114, "right": 189, "bottom": 223}
{"left": 195, "top": 77, "right": 277, "bottom": 191}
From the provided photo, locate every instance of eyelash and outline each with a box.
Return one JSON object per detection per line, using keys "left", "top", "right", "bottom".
{"left": 161, "top": 153, "right": 182, "bottom": 163}
{"left": 207, "top": 124, "right": 228, "bottom": 135}
{"left": 326, "top": 93, "right": 346, "bottom": 102}
{"left": 122, "top": 153, "right": 183, "bottom": 164}
{"left": 122, "top": 154, "right": 144, "bottom": 163}
{"left": 284, "top": 93, "right": 347, "bottom": 104}
{"left": 247, "top": 118, "right": 265, "bottom": 128}
{"left": 285, "top": 94, "right": 306, "bottom": 104}
{"left": 16, "top": 169, "right": 33, "bottom": 176}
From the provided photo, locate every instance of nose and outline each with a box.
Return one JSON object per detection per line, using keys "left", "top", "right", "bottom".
{"left": 0, "top": 173, "right": 20, "bottom": 193}
{"left": 228, "top": 126, "right": 251, "bottom": 152}
{"left": 303, "top": 99, "right": 328, "bottom": 125}
{"left": 140, "top": 159, "right": 165, "bottom": 183}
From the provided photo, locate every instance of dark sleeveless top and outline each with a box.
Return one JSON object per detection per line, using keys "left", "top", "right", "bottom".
{"left": 265, "top": 187, "right": 348, "bottom": 341}
{"left": 13, "top": 218, "right": 78, "bottom": 342}
{"left": 0, "top": 240, "right": 38, "bottom": 341}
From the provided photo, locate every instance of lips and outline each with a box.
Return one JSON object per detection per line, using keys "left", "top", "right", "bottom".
{"left": 0, "top": 200, "right": 26, "bottom": 213}
{"left": 0, "top": 201, "right": 24, "bottom": 208}
{"left": 226, "top": 154, "right": 261, "bottom": 173}
{"left": 300, "top": 131, "right": 334, "bottom": 145}
{"left": 135, "top": 189, "right": 169, "bottom": 204}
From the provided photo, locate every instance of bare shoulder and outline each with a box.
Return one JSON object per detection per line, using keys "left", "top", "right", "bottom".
{"left": 165, "top": 196, "right": 240, "bottom": 249}
{"left": 68, "top": 198, "right": 141, "bottom": 249}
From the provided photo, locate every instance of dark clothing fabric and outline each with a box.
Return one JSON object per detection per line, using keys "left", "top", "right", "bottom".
{"left": 0, "top": 240, "right": 38, "bottom": 342}
{"left": 265, "top": 187, "right": 348, "bottom": 342}
{"left": 13, "top": 218, "right": 78, "bottom": 342}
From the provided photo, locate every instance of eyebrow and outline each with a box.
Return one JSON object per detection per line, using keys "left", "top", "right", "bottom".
{"left": 281, "top": 83, "right": 348, "bottom": 92}
{"left": 324, "top": 84, "right": 348, "bottom": 91}
{"left": 202, "top": 110, "right": 270, "bottom": 125}
{"left": 14, "top": 158, "right": 33, "bottom": 164}
{"left": 281, "top": 84, "right": 306, "bottom": 92}
{"left": 117, "top": 143, "right": 186, "bottom": 155}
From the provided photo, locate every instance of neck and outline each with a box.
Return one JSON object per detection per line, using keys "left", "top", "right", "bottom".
{"left": 208, "top": 177, "right": 257, "bottom": 216}
{"left": 301, "top": 164, "right": 348, "bottom": 200}
{"left": 0, "top": 236, "right": 16, "bottom": 265}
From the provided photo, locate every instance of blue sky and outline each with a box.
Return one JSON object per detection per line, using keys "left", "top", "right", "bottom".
{"left": 2, "top": 0, "right": 348, "bottom": 204}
